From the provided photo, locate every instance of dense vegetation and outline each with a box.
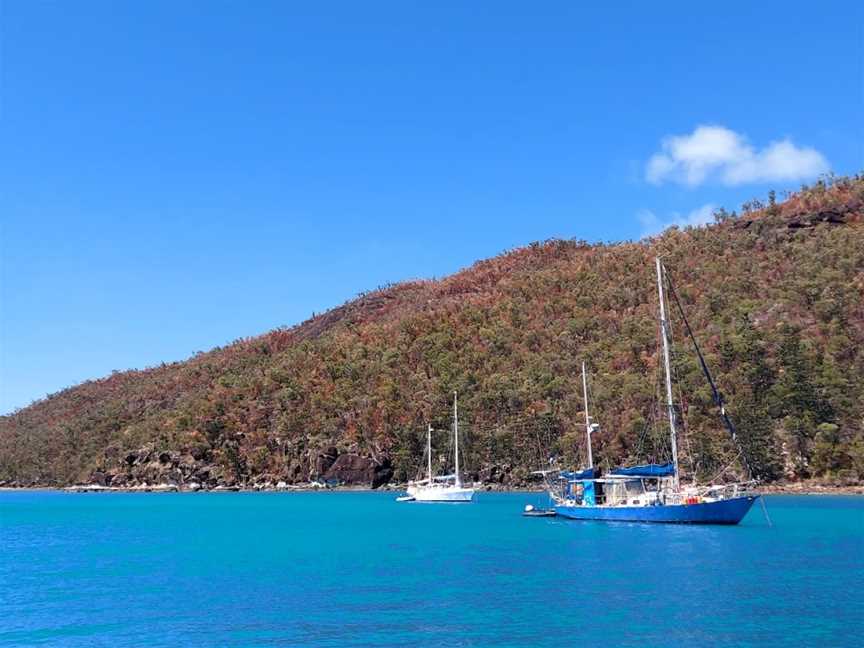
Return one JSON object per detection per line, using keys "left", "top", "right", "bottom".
{"left": 2, "top": 176, "right": 863, "bottom": 488}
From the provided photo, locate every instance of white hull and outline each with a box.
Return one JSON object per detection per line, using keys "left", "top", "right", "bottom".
{"left": 406, "top": 484, "right": 475, "bottom": 502}
{"left": 398, "top": 393, "right": 476, "bottom": 503}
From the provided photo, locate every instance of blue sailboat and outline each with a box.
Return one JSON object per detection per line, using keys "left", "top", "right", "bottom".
{"left": 553, "top": 258, "right": 759, "bottom": 525}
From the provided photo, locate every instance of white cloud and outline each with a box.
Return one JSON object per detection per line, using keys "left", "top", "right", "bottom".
{"left": 646, "top": 125, "right": 829, "bottom": 186}
{"left": 638, "top": 203, "right": 717, "bottom": 238}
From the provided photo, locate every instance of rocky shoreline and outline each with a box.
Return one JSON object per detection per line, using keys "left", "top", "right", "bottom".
{"left": 0, "top": 483, "right": 545, "bottom": 494}
{"left": 756, "top": 481, "right": 864, "bottom": 495}
{"left": 1, "top": 482, "right": 861, "bottom": 495}
{"left": 0, "top": 441, "right": 544, "bottom": 493}
{"left": 3, "top": 441, "right": 861, "bottom": 496}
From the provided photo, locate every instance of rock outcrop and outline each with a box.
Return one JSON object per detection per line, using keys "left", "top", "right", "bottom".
{"left": 87, "top": 443, "right": 394, "bottom": 490}
{"left": 323, "top": 454, "right": 394, "bottom": 488}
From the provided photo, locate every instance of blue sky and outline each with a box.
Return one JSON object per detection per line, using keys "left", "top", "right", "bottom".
{"left": 1, "top": 1, "right": 862, "bottom": 413}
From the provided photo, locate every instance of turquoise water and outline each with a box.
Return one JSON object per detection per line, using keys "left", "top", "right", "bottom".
{"left": 1, "top": 492, "right": 861, "bottom": 647}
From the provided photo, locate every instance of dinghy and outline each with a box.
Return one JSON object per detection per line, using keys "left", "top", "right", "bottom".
{"left": 522, "top": 504, "right": 557, "bottom": 518}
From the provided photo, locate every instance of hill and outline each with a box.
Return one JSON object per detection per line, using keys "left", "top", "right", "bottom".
{"left": 2, "top": 176, "right": 863, "bottom": 490}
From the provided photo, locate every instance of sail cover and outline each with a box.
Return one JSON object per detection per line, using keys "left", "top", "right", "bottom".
{"left": 610, "top": 463, "right": 675, "bottom": 477}
{"left": 560, "top": 468, "right": 595, "bottom": 480}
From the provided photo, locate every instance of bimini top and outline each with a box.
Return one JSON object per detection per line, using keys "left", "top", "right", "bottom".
{"left": 610, "top": 463, "right": 675, "bottom": 477}
{"left": 559, "top": 468, "right": 596, "bottom": 480}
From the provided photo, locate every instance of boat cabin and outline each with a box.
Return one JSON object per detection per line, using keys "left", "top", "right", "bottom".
{"left": 560, "top": 464, "right": 676, "bottom": 507}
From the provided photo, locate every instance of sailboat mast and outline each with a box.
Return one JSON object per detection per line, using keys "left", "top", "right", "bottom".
{"left": 581, "top": 361, "right": 593, "bottom": 468}
{"left": 655, "top": 257, "right": 680, "bottom": 488}
{"left": 427, "top": 423, "right": 433, "bottom": 485}
{"left": 453, "top": 392, "right": 461, "bottom": 487}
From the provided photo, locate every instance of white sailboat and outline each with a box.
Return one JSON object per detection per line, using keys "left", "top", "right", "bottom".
{"left": 399, "top": 392, "right": 475, "bottom": 502}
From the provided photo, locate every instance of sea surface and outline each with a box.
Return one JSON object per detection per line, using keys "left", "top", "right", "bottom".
{"left": 1, "top": 491, "right": 861, "bottom": 647}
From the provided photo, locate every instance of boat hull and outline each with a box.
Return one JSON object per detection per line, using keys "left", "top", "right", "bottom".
{"left": 555, "top": 495, "right": 758, "bottom": 525}
{"left": 407, "top": 486, "right": 475, "bottom": 502}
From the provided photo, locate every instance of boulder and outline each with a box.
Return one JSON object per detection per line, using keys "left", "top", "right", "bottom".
{"left": 372, "top": 457, "right": 394, "bottom": 489}
{"left": 819, "top": 209, "right": 847, "bottom": 224}
{"left": 323, "top": 454, "right": 393, "bottom": 488}
{"left": 478, "top": 465, "right": 504, "bottom": 484}
{"left": 286, "top": 459, "right": 305, "bottom": 483}
{"left": 190, "top": 445, "right": 209, "bottom": 461}
{"left": 254, "top": 473, "right": 276, "bottom": 487}
{"left": 315, "top": 447, "right": 339, "bottom": 475}
{"left": 193, "top": 467, "right": 211, "bottom": 482}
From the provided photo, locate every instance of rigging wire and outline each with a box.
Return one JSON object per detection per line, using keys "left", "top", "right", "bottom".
{"left": 704, "top": 448, "right": 745, "bottom": 485}
{"left": 666, "top": 290, "right": 697, "bottom": 479}
{"left": 664, "top": 271, "right": 755, "bottom": 481}
{"left": 636, "top": 302, "right": 671, "bottom": 465}
{"left": 634, "top": 356, "right": 662, "bottom": 463}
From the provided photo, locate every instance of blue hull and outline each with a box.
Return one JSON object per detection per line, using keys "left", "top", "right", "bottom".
{"left": 555, "top": 495, "right": 758, "bottom": 525}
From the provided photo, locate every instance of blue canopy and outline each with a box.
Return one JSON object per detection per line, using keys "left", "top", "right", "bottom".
{"left": 559, "top": 468, "right": 596, "bottom": 480}
{"left": 582, "top": 480, "right": 596, "bottom": 506}
{"left": 610, "top": 463, "right": 675, "bottom": 477}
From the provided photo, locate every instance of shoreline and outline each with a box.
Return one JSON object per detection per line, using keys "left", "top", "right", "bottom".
{"left": 1, "top": 484, "right": 862, "bottom": 495}
{"left": 0, "top": 485, "right": 550, "bottom": 494}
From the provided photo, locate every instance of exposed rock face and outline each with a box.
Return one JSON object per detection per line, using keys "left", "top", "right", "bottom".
{"left": 315, "top": 447, "right": 339, "bottom": 475}
{"left": 787, "top": 209, "right": 848, "bottom": 228}
{"left": 88, "top": 443, "right": 394, "bottom": 490}
{"left": 478, "top": 464, "right": 504, "bottom": 484}
{"left": 323, "top": 453, "right": 393, "bottom": 488}
{"left": 285, "top": 459, "right": 306, "bottom": 483}
{"left": 734, "top": 200, "right": 859, "bottom": 232}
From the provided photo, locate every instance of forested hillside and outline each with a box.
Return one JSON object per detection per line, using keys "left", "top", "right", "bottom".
{"left": 2, "top": 176, "right": 863, "bottom": 489}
